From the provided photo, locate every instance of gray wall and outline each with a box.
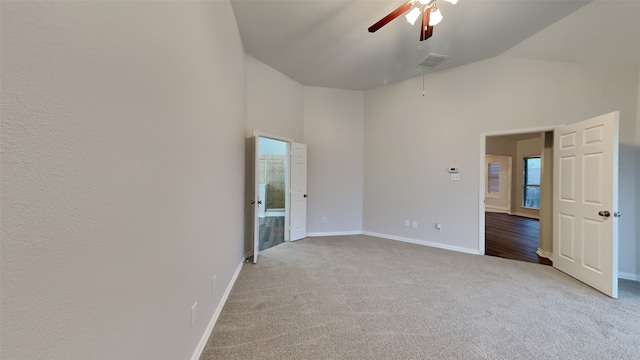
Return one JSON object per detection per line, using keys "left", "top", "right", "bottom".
{"left": 636, "top": 71, "right": 640, "bottom": 278}
{"left": 363, "top": 57, "right": 639, "bottom": 275}
{"left": 304, "top": 87, "right": 364, "bottom": 234}
{"left": 245, "top": 61, "right": 366, "bottom": 236}
{"left": 1, "top": 1, "right": 246, "bottom": 359}
{"left": 246, "top": 54, "right": 304, "bottom": 142}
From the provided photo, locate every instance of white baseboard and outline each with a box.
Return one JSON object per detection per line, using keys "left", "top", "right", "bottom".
{"left": 485, "top": 207, "right": 510, "bottom": 214}
{"left": 536, "top": 248, "right": 552, "bottom": 259}
{"left": 619, "top": 272, "right": 640, "bottom": 282}
{"left": 511, "top": 212, "right": 540, "bottom": 220}
{"left": 362, "top": 231, "right": 481, "bottom": 255}
{"left": 306, "top": 230, "right": 363, "bottom": 237}
{"left": 191, "top": 259, "right": 244, "bottom": 360}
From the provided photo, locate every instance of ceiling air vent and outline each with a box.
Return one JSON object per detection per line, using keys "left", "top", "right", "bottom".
{"left": 418, "top": 53, "right": 449, "bottom": 69}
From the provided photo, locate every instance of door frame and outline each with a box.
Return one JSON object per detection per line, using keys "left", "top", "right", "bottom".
{"left": 252, "top": 130, "right": 293, "bottom": 241}
{"left": 478, "top": 126, "right": 558, "bottom": 255}
{"left": 250, "top": 130, "right": 293, "bottom": 264}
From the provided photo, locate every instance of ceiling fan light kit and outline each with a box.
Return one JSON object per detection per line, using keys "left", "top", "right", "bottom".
{"left": 405, "top": 7, "right": 422, "bottom": 25}
{"left": 369, "top": 0, "right": 459, "bottom": 41}
{"left": 429, "top": 6, "right": 443, "bottom": 26}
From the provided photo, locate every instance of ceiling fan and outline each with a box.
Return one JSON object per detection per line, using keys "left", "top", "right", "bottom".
{"left": 368, "top": 0, "right": 459, "bottom": 41}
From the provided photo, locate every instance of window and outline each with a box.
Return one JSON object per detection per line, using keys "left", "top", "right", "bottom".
{"left": 523, "top": 157, "right": 541, "bottom": 208}
{"left": 488, "top": 162, "right": 500, "bottom": 193}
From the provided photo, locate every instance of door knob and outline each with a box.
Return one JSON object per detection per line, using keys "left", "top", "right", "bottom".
{"left": 303, "top": 194, "right": 307, "bottom": 198}
{"left": 598, "top": 210, "right": 610, "bottom": 217}
{"left": 251, "top": 200, "right": 255, "bottom": 205}
{"left": 258, "top": 200, "right": 262, "bottom": 205}
{"left": 614, "top": 212, "right": 621, "bottom": 218}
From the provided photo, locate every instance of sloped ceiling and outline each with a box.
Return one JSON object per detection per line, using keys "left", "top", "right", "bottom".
{"left": 502, "top": 1, "right": 640, "bottom": 68}
{"left": 231, "top": 0, "right": 600, "bottom": 90}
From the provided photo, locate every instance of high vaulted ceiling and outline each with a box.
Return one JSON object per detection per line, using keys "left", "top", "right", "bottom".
{"left": 231, "top": 0, "right": 640, "bottom": 90}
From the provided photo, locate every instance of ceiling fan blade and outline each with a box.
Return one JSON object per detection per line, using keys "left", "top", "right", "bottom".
{"left": 420, "top": 8, "right": 433, "bottom": 41}
{"left": 424, "top": 24, "right": 434, "bottom": 40}
{"left": 368, "top": 1, "right": 413, "bottom": 33}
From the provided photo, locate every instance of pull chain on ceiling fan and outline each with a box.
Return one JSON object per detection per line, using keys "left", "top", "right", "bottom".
{"left": 368, "top": 0, "right": 459, "bottom": 41}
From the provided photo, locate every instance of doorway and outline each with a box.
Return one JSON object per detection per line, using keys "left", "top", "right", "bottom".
{"left": 482, "top": 130, "right": 554, "bottom": 265}
{"left": 479, "top": 112, "right": 620, "bottom": 298}
{"left": 247, "top": 133, "right": 307, "bottom": 264}
{"left": 257, "top": 137, "right": 288, "bottom": 251}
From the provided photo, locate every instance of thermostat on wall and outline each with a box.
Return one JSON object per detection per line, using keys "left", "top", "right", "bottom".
{"left": 448, "top": 167, "right": 459, "bottom": 173}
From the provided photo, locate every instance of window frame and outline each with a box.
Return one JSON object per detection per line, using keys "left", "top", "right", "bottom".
{"left": 522, "top": 156, "right": 541, "bottom": 209}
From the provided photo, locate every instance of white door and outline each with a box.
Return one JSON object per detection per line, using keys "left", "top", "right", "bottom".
{"left": 290, "top": 142, "right": 307, "bottom": 241}
{"left": 485, "top": 155, "right": 511, "bottom": 213}
{"left": 553, "top": 111, "right": 619, "bottom": 298}
{"left": 252, "top": 136, "right": 260, "bottom": 263}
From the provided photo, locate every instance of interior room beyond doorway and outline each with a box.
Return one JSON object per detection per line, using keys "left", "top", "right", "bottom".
{"left": 484, "top": 131, "right": 554, "bottom": 265}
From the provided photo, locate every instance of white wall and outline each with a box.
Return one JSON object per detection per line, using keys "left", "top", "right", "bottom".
{"left": 246, "top": 54, "right": 304, "bottom": 142}
{"left": 1, "top": 2, "right": 246, "bottom": 359}
{"left": 364, "top": 57, "right": 639, "bottom": 276}
{"left": 304, "top": 87, "right": 364, "bottom": 235}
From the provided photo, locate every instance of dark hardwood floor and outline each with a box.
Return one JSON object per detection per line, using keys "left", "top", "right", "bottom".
{"left": 485, "top": 212, "right": 552, "bottom": 266}
{"left": 259, "top": 216, "right": 284, "bottom": 251}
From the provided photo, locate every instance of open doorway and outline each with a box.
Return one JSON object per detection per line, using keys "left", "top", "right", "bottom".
{"left": 247, "top": 133, "right": 307, "bottom": 264}
{"left": 257, "top": 137, "right": 288, "bottom": 251}
{"left": 483, "top": 131, "right": 554, "bottom": 265}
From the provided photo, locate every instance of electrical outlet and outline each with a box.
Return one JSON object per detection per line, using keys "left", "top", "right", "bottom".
{"left": 450, "top": 173, "right": 460, "bottom": 181}
{"left": 212, "top": 275, "right": 217, "bottom": 294}
{"left": 322, "top": 217, "right": 327, "bottom": 223}
{"left": 435, "top": 223, "right": 442, "bottom": 232}
{"left": 191, "top": 301, "right": 198, "bottom": 327}
{"left": 412, "top": 221, "right": 418, "bottom": 229}
{"left": 404, "top": 219, "right": 410, "bottom": 227}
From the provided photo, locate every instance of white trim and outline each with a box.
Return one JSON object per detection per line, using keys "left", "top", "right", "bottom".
{"left": 511, "top": 212, "right": 540, "bottom": 220}
{"left": 363, "top": 231, "right": 481, "bottom": 255}
{"left": 482, "top": 125, "right": 561, "bottom": 137}
{"left": 479, "top": 135, "right": 486, "bottom": 255}
{"left": 251, "top": 130, "right": 293, "bottom": 143}
{"left": 485, "top": 206, "right": 510, "bottom": 214}
{"left": 190, "top": 259, "right": 244, "bottom": 360}
{"left": 252, "top": 131, "right": 294, "bottom": 260}
{"left": 536, "top": 248, "right": 552, "bottom": 259}
{"left": 306, "top": 230, "right": 363, "bottom": 237}
{"left": 619, "top": 272, "right": 640, "bottom": 282}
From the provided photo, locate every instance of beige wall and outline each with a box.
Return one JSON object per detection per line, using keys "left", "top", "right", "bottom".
{"left": 1, "top": 2, "right": 246, "bottom": 359}
{"left": 538, "top": 132, "right": 554, "bottom": 257}
{"left": 514, "top": 136, "right": 543, "bottom": 219}
{"left": 486, "top": 136, "right": 517, "bottom": 158}
{"left": 486, "top": 133, "right": 543, "bottom": 217}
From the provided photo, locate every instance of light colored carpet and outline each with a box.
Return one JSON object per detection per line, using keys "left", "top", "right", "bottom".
{"left": 201, "top": 235, "right": 640, "bottom": 359}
